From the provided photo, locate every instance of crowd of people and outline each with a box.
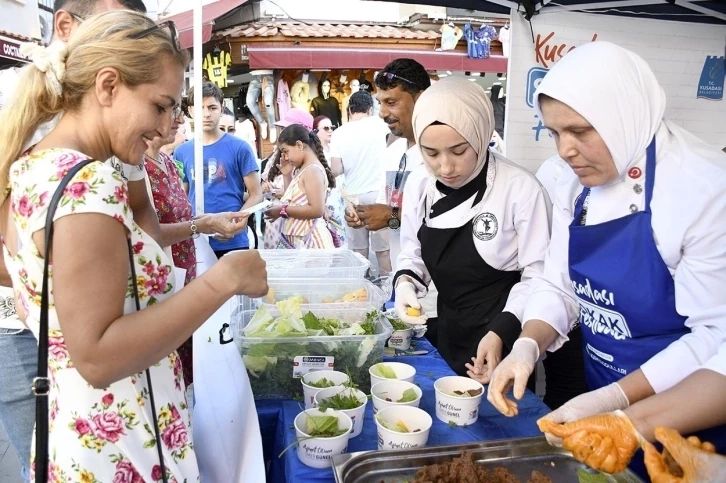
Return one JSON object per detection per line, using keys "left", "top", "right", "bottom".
{"left": 0, "top": 0, "right": 725, "bottom": 482}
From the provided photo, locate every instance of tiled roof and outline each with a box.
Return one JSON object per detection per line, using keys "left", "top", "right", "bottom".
{"left": 217, "top": 22, "right": 441, "bottom": 41}
{"left": 0, "top": 30, "right": 39, "bottom": 43}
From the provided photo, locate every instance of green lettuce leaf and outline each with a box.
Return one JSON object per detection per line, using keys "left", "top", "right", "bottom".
{"left": 356, "top": 337, "right": 376, "bottom": 368}
{"left": 276, "top": 296, "right": 304, "bottom": 319}
{"left": 397, "top": 388, "right": 418, "bottom": 403}
{"left": 305, "top": 415, "right": 345, "bottom": 437}
{"left": 242, "top": 355, "right": 278, "bottom": 376}
{"left": 243, "top": 306, "right": 274, "bottom": 336}
{"left": 303, "top": 311, "right": 323, "bottom": 330}
{"left": 375, "top": 413, "right": 411, "bottom": 433}
{"left": 372, "top": 364, "right": 397, "bottom": 379}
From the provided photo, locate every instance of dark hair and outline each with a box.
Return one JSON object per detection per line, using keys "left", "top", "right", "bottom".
{"left": 266, "top": 149, "right": 281, "bottom": 182}
{"left": 187, "top": 81, "right": 224, "bottom": 106}
{"left": 313, "top": 115, "right": 330, "bottom": 132}
{"left": 54, "top": 0, "right": 147, "bottom": 16}
{"left": 348, "top": 91, "right": 373, "bottom": 115}
{"left": 375, "top": 58, "right": 430, "bottom": 97}
{"left": 278, "top": 124, "right": 336, "bottom": 188}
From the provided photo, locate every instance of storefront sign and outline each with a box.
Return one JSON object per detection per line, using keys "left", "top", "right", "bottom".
{"left": 697, "top": 56, "right": 724, "bottom": 101}
{"left": 0, "top": 36, "right": 30, "bottom": 63}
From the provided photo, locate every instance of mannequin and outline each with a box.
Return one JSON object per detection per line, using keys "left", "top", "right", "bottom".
{"left": 310, "top": 78, "right": 342, "bottom": 127}
{"left": 341, "top": 79, "right": 360, "bottom": 124}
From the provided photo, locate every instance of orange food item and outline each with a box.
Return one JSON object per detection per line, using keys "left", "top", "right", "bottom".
{"left": 643, "top": 427, "right": 717, "bottom": 483}
{"left": 537, "top": 414, "right": 640, "bottom": 474}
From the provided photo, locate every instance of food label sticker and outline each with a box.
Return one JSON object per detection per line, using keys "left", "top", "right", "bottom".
{"left": 292, "top": 356, "right": 335, "bottom": 378}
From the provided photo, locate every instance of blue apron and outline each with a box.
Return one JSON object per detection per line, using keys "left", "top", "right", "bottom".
{"left": 568, "top": 138, "right": 726, "bottom": 474}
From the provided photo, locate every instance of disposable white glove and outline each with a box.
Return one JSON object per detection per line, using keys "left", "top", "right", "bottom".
{"left": 487, "top": 337, "right": 539, "bottom": 417}
{"left": 465, "top": 331, "right": 503, "bottom": 385}
{"left": 394, "top": 280, "right": 428, "bottom": 326}
{"left": 539, "top": 382, "right": 630, "bottom": 446}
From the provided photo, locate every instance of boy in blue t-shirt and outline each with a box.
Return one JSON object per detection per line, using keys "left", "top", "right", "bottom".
{"left": 175, "top": 82, "right": 262, "bottom": 258}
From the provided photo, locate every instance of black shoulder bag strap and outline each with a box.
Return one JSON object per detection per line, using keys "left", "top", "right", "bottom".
{"left": 35, "top": 160, "right": 168, "bottom": 483}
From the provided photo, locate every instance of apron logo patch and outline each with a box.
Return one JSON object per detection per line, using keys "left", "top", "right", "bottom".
{"left": 473, "top": 213, "right": 498, "bottom": 241}
{"left": 579, "top": 299, "right": 632, "bottom": 340}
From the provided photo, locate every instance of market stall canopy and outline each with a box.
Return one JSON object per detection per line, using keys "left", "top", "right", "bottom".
{"left": 161, "top": 0, "right": 250, "bottom": 49}
{"left": 390, "top": 0, "right": 726, "bottom": 25}
{"left": 219, "top": 22, "right": 508, "bottom": 71}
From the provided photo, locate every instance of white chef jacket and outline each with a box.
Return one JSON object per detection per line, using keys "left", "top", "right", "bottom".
{"left": 702, "top": 343, "right": 726, "bottom": 377}
{"left": 397, "top": 152, "right": 551, "bottom": 322}
{"left": 523, "top": 124, "right": 726, "bottom": 394}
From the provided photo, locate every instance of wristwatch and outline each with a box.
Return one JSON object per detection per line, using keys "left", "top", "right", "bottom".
{"left": 189, "top": 218, "right": 200, "bottom": 239}
{"left": 388, "top": 206, "right": 401, "bottom": 229}
{"left": 280, "top": 202, "right": 290, "bottom": 219}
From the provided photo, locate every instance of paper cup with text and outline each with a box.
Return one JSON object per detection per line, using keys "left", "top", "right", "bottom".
{"left": 434, "top": 376, "right": 485, "bottom": 426}
{"left": 371, "top": 380, "right": 422, "bottom": 414}
{"left": 293, "top": 408, "right": 352, "bottom": 469}
{"left": 301, "top": 370, "right": 350, "bottom": 409}
{"left": 374, "top": 406, "right": 432, "bottom": 451}
{"left": 314, "top": 386, "right": 368, "bottom": 437}
{"left": 387, "top": 328, "right": 414, "bottom": 350}
{"left": 369, "top": 362, "right": 416, "bottom": 387}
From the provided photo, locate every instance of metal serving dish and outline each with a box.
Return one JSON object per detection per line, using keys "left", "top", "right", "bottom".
{"left": 332, "top": 437, "right": 644, "bottom": 483}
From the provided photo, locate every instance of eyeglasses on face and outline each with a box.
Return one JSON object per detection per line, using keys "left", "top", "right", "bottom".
{"left": 380, "top": 72, "right": 419, "bottom": 88}
{"left": 129, "top": 21, "right": 181, "bottom": 52}
{"left": 318, "top": 126, "right": 333, "bottom": 132}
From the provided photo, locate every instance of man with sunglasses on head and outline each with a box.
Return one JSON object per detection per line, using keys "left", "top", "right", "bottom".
{"left": 344, "top": 60, "right": 430, "bottom": 268}
{"left": 0, "top": 2, "right": 159, "bottom": 481}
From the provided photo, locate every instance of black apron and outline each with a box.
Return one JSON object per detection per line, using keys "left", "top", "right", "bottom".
{"left": 416, "top": 160, "right": 522, "bottom": 376}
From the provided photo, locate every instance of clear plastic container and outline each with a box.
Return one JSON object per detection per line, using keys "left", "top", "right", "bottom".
{"left": 231, "top": 307, "right": 392, "bottom": 399}
{"left": 256, "top": 249, "right": 370, "bottom": 279}
{"left": 234, "top": 278, "right": 388, "bottom": 313}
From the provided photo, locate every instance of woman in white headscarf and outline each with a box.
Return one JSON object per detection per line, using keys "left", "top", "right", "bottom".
{"left": 488, "top": 41, "right": 726, "bottom": 475}
{"left": 393, "top": 77, "right": 551, "bottom": 377}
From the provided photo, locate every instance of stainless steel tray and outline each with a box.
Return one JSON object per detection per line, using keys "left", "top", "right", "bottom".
{"left": 332, "top": 437, "right": 644, "bottom": 483}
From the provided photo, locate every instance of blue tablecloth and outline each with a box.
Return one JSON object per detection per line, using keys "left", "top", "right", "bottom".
{"left": 257, "top": 339, "right": 551, "bottom": 483}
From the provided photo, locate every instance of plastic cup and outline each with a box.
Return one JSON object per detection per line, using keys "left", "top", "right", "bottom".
{"left": 293, "top": 408, "right": 352, "bottom": 468}
{"left": 387, "top": 328, "right": 414, "bottom": 350}
{"left": 368, "top": 362, "right": 416, "bottom": 387}
{"left": 313, "top": 386, "right": 368, "bottom": 437}
{"left": 433, "top": 376, "right": 485, "bottom": 426}
{"left": 301, "top": 371, "right": 350, "bottom": 409}
{"left": 374, "top": 406, "right": 432, "bottom": 451}
{"left": 371, "top": 380, "right": 422, "bottom": 414}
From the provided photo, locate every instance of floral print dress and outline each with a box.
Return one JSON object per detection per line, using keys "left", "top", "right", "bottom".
{"left": 146, "top": 153, "right": 195, "bottom": 387}
{"left": 5, "top": 149, "right": 198, "bottom": 482}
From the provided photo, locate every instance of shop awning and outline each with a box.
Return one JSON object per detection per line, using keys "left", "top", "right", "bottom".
{"left": 247, "top": 46, "right": 507, "bottom": 72}
{"left": 161, "top": 0, "right": 249, "bottom": 49}
{"left": 0, "top": 31, "right": 36, "bottom": 63}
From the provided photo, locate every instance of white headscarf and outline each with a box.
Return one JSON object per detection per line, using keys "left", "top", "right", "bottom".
{"left": 534, "top": 41, "right": 666, "bottom": 180}
{"left": 413, "top": 77, "right": 494, "bottom": 186}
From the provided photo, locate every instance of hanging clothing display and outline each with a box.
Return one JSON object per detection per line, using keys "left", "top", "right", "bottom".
{"left": 277, "top": 78, "right": 291, "bottom": 121}
{"left": 439, "top": 23, "right": 463, "bottom": 51}
{"left": 203, "top": 50, "right": 232, "bottom": 88}
{"left": 310, "top": 96, "right": 342, "bottom": 127}
{"left": 490, "top": 85, "right": 506, "bottom": 138}
{"left": 499, "top": 24, "right": 511, "bottom": 57}
{"left": 464, "top": 23, "right": 498, "bottom": 59}
{"left": 290, "top": 80, "right": 310, "bottom": 111}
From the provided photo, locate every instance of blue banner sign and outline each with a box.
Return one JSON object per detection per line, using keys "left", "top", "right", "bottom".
{"left": 697, "top": 56, "right": 725, "bottom": 101}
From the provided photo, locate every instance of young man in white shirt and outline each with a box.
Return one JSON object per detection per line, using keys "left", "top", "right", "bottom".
{"left": 330, "top": 90, "right": 392, "bottom": 271}
{"left": 0, "top": 2, "right": 154, "bottom": 481}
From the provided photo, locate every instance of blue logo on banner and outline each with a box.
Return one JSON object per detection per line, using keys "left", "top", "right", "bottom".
{"left": 697, "top": 56, "right": 725, "bottom": 100}
{"left": 526, "top": 67, "right": 549, "bottom": 108}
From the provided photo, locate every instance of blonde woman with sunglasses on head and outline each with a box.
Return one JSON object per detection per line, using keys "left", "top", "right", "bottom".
{"left": 0, "top": 11, "right": 268, "bottom": 482}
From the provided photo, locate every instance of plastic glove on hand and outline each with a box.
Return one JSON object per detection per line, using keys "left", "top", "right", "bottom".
{"left": 465, "top": 331, "right": 503, "bottom": 385}
{"left": 538, "top": 410, "right": 642, "bottom": 474}
{"left": 644, "top": 427, "right": 725, "bottom": 483}
{"left": 394, "top": 281, "right": 428, "bottom": 326}
{"left": 539, "top": 383, "right": 630, "bottom": 446}
{"left": 486, "top": 338, "right": 539, "bottom": 417}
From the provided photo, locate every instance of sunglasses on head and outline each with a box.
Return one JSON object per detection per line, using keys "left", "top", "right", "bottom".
{"left": 380, "top": 72, "right": 418, "bottom": 88}
{"left": 129, "top": 21, "right": 181, "bottom": 52}
{"left": 318, "top": 126, "right": 333, "bottom": 132}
